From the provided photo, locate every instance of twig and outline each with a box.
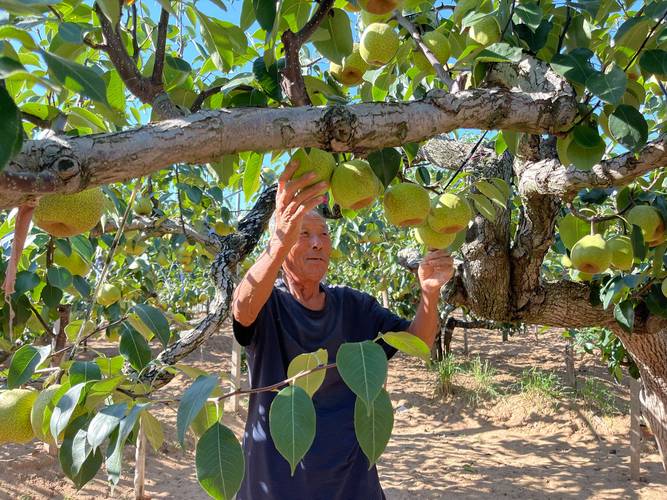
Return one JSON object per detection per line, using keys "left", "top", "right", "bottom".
{"left": 623, "top": 10, "right": 667, "bottom": 71}
{"left": 50, "top": 316, "right": 128, "bottom": 360}
{"left": 443, "top": 131, "right": 488, "bottom": 191}
{"left": 566, "top": 201, "right": 631, "bottom": 224}
{"left": 48, "top": 5, "right": 63, "bottom": 21}
{"left": 174, "top": 169, "right": 187, "bottom": 235}
{"left": 501, "top": 0, "right": 517, "bottom": 38}
{"left": 27, "top": 302, "right": 52, "bottom": 335}
{"left": 394, "top": 12, "right": 454, "bottom": 89}
{"left": 190, "top": 85, "right": 223, "bottom": 112}
{"left": 556, "top": 2, "right": 571, "bottom": 54}
{"left": 152, "top": 9, "right": 170, "bottom": 86}
{"left": 131, "top": 3, "right": 140, "bottom": 62}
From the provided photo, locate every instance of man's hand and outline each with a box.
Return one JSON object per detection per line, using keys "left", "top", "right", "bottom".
{"left": 417, "top": 250, "right": 454, "bottom": 296}
{"left": 271, "top": 159, "right": 328, "bottom": 251}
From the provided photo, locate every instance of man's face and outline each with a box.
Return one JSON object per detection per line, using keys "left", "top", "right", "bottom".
{"left": 283, "top": 212, "right": 331, "bottom": 282}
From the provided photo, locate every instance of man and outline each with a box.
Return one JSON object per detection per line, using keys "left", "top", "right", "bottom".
{"left": 232, "top": 160, "right": 454, "bottom": 499}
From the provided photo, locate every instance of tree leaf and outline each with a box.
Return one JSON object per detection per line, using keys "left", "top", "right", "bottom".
{"left": 70, "top": 361, "right": 102, "bottom": 386}
{"left": 0, "top": 85, "right": 22, "bottom": 172}
{"left": 59, "top": 415, "right": 104, "bottom": 490}
{"left": 475, "top": 179, "right": 507, "bottom": 208}
{"left": 514, "top": 2, "right": 543, "bottom": 29}
{"left": 119, "top": 325, "right": 152, "bottom": 371}
{"left": 86, "top": 402, "right": 127, "bottom": 451}
{"left": 41, "top": 50, "right": 109, "bottom": 104}
{"left": 252, "top": 57, "right": 283, "bottom": 101}
{"left": 105, "top": 403, "right": 149, "bottom": 485}
{"left": 47, "top": 266, "right": 73, "bottom": 289}
{"left": 585, "top": 65, "right": 627, "bottom": 105}
{"left": 129, "top": 303, "right": 170, "bottom": 347}
{"left": 558, "top": 213, "right": 590, "bottom": 250}
{"left": 177, "top": 374, "right": 219, "bottom": 447}
{"left": 368, "top": 148, "right": 402, "bottom": 188}
{"left": 140, "top": 411, "right": 165, "bottom": 452}
{"left": 243, "top": 152, "right": 263, "bottom": 202}
{"left": 286, "top": 348, "right": 328, "bottom": 397}
{"left": 476, "top": 43, "right": 523, "bottom": 63}
{"left": 268, "top": 385, "right": 316, "bottom": 475}
{"left": 8, "top": 345, "right": 51, "bottom": 388}
{"left": 336, "top": 341, "right": 388, "bottom": 411}
{"left": 354, "top": 389, "right": 393, "bottom": 468}
{"left": 378, "top": 331, "right": 430, "bottom": 362}
{"left": 312, "top": 8, "right": 353, "bottom": 64}
{"left": 614, "top": 300, "right": 634, "bottom": 333}
{"left": 608, "top": 104, "right": 648, "bottom": 151}
{"left": 639, "top": 49, "right": 667, "bottom": 77}
{"left": 51, "top": 382, "right": 87, "bottom": 442}
{"left": 470, "top": 193, "right": 497, "bottom": 222}
{"left": 196, "top": 423, "right": 245, "bottom": 500}
{"left": 550, "top": 52, "right": 595, "bottom": 85}
{"left": 253, "top": 0, "right": 276, "bottom": 31}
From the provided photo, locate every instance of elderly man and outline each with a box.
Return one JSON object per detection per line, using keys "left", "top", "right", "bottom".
{"left": 232, "top": 160, "right": 454, "bottom": 499}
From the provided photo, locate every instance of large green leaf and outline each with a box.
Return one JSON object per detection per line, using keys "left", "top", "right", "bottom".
{"left": 47, "top": 266, "right": 73, "bottom": 289}
{"left": 196, "top": 423, "right": 245, "bottom": 500}
{"left": 354, "top": 389, "right": 394, "bottom": 468}
{"left": 70, "top": 361, "right": 102, "bottom": 386}
{"left": 608, "top": 104, "right": 648, "bottom": 151}
{"left": 51, "top": 382, "right": 87, "bottom": 442}
{"left": 196, "top": 10, "right": 248, "bottom": 72}
{"left": 514, "top": 2, "right": 543, "bottom": 29}
{"left": 286, "top": 348, "right": 328, "bottom": 397}
{"left": 106, "top": 403, "right": 149, "bottom": 485}
{"left": 313, "top": 8, "right": 353, "bottom": 64}
{"left": 59, "top": 415, "right": 104, "bottom": 490}
{"left": 585, "top": 65, "right": 627, "bottom": 105}
{"left": 253, "top": 0, "right": 276, "bottom": 31}
{"left": 336, "top": 341, "right": 387, "bottom": 411}
{"left": 378, "top": 331, "right": 430, "bottom": 362}
{"left": 86, "top": 402, "right": 127, "bottom": 452}
{"left": 639, "top": 49, "right": 667, "bottom": 77}
{"left": 0, "top": 85, "right": 22, "bottom": 172}
{"left": 41, "top": 50, "right": 109, "bottom": 104}
{"left": 368, "top": 148, "right": 402, "bottom": 188}
{"left": 129, "top": 303, "right": 171, "bottom": 347}
{"left": 177, "top": 374, "right": 220, "bottom": 447}
{"left": 252, "top": 57, "right": 283, "bottom": 101}
{"left": 550, "top": 52, "right": 595, "bottom": 85}
{"left": 243, "top": 152, "right": 263, "bottom": 202}
{"left": 557, "top": 213, "right": 590, "bottom": 251}
{"left": 476, "top": 43, "right": 523, "bottom": 63}
{"left": 119, "top": 325, "right": 153, "bottom": 371}
{"left": 7, "top": 345, "right": 51, "bottom": 388}
{"left": 269, "top": 385, "right": 316, "bottom": 475}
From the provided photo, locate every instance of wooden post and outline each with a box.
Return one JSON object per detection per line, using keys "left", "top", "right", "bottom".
{"left": 134, "top": 418, "right": 147, "bottom": 500}
{"left": 381, "top": 289, "right": 389, "bottom": 308}
{"left": 630, "top": 377, "right": 641, "bottom": 481}
{"left": 462, "top": 313, "right": 469, "bottom": 356}
{"left": 230, "top": 338, "right": 242, "bottom": 413}
{"left": 565, "top": 339, "right": 576, "bottom": 389}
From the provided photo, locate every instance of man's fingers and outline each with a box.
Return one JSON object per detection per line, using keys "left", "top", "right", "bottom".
{"left": 282, "top": 173, "right": 320, "bottom": 200}
{"left": 278, "top": 159, "right": 300, "bottom": 187}
{"left": 294, "top": 195, "right": 326, "bottom": 219}
{"left": 288, "top": 182, "right": 328, "bottom": 210}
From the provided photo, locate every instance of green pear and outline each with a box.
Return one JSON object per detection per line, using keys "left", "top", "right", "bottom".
{"left": 383, "top": 183, "right": 431, "bottom": 227}
{"left": 97, "top": 283, "right": 121, "bottom": 307}
{"left": 358, "top": 0, "right": 402, "bottom": 15}
{"left": 570, "top": 234, "right": 611, "bottom": 274}
{"left": 359, "top": 9, "right": 391, "bottom": 27}
{"left": 626, "top": 205, "right": 664, "bottom": 242}
{"left": 427, "top": 193, "right": 472, "bottom": 234}
{"left": 607, "top": 235, "right": 634, "bottom": 271}
{"left": 330, "top": 44, "right": 369, "bottom": 86}
{"left": 134, "top": 196, "right": 153, "bottom": 216}
{"left": 469, "top": 16, "right": 501, "bottom": 46}
{"left": 413, "top": 31, "right": 451, "bottom": 74}
{"left": 360, "top": 23, "right": 399, "bottom": 67}
{"left": 292, "top": 148, "right": 336, "bottom": 195}
{"left": 54, "top": 249, "right": 90, "bottom": 276}
{"left": 331, "top": 159, "right": 382, "bottom": 210}
{"left": 33, "top": 188, "right": 106, "bottom": 238}
{"left": 413, "top": 225, "right": 456, "bottom": 250}
{"left": 125, "top": 236, "right": 147, "bottom": 256}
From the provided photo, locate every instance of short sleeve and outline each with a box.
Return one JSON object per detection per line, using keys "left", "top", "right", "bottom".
{"left": 232, "top": 316, "right": 257, "bottom": 347}
{"left": 365, "top": 294, "right": 412, "bottom": 360}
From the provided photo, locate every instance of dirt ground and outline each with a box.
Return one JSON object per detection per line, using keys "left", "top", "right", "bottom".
{"left": 1, "top": 325, "right": 666, "bottom": 499}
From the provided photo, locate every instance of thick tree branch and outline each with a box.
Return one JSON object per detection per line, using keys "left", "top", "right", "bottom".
{"left": 280, "top": 0, "right": 334, "bottom": 106}
{"left": 151, "top": 9, "right": 170, "bottom": 87}
{"left": 520, "top": 134, "right": 667, "bottom": 199}
{"left": 1, "top": 88, "right": 577, "bottom": 209}
{"left": 394, "top": 12, "right": 455, "bottom": 89}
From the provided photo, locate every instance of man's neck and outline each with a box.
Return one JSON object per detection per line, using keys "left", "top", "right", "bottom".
{"left": 283, "top": 273, "right": 325, "bottom": 310}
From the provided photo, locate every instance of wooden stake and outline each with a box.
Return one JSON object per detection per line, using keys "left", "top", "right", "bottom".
{"left": 630, "top": 377, "right": 641, "bottom": 481}
{"left": 134, "top": 418, "right": 147, "bottom": 499}
{"left": 565, "top": 339, "right": 576, "bottom": 389}
{"left": 231, "top": 338, "right": 242, "bottom": 413}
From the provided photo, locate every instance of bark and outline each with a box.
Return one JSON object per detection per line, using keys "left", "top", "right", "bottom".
{"left": 1, "top": 89, "right": 578, "bottom": 209}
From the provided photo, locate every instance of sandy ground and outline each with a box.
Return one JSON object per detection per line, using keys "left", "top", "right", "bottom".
{"left": 1, "top": 325, "right": 665, "bottom": 499}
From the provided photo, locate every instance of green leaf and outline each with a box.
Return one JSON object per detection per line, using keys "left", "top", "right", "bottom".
{"left": 368, "top": 148, "right": 402, "bottom": 188}
{"left": 639, "top": 49, "right": 667, "bottom": 77}
{"left": 476, "top": 43, "right": 523, "bottom": 63}
{"left": 196, "top": 10, "right": 247, "bottom": 72}
{"left": 253, "top": 0, "right": 277, "bottom": 31}
{"left": 129, "top": 303, "right": 170, "bottom": 347}
{"left": 0, "top": 85, "right": 22, "bottom": 171}
{"left": 475, "top": 179, "right": 507, "bottom": 209}
{"left": 243, "top": 152, "right": 263, "bottom": 202}
{"left": 119, "top": 325, "right": 152, "bottom": 371}
{"left": 41, "top": 284, "right": 63, "bottom": 309}
{"left": 70, "top": 361, "right": 102, "bottom": 386}
{"left": 0, "top": 26, "right": 38, "bottom": 50}
{"left": 252, "top": 57, "right": 283, "bottom": 101}
{"left": 86, "top": 402, "right": 127, "bottom": 451}
{"left": 614, "top": 300, "right": 634, "bottom": 332}
{"left": 286, "top": 348, "right": 328, "bottom": 397}
{"left": 51, "top": 382, "right": 87, "bottom": 441}
{"left": 177, "top": 375, "right": 219, "bottom": 447}
{"left": 58, "top": 22, "right": 85, "bottom": 44}
{"left": 586, "top": 65, "right": 627, "bottom": 105}
{"left": 0, "top": 0, "right": 54, "bottom": 15}
{"left": 280, "top": 0, "right": 311, "bottom": 32}
{"left": 514, "top": 2, "right": 543, "bottom": 29}
{"left": 469, "top": 193, "right": 497, "bottom": 222}
{"left": 336, "top": 341, "right": 388, "bottom": 411}
{"left": 97, "top": 0, "right": 120, "bottom": 25}
{"left": 490, "top": 177, "right": 511, "bottom": 200}
{"left": 269, "top": 385, "right": 316, "bottom": 475}
{"left": 8, "top": 345, "right": 51, "bottom": 388}
{"left": 630, "top": 224, "right": 647, "bottom": 261}
{"left": 196, "top": 423, "right": 245, "bottom": 500}
{"left": 41, "top": 50, "right": 109, "bottom": 105}
{"left": 47, "top": 266, "right": 73, "bottom": 288}
{"left": 59, "top": 415, "right": 104, "bottom": 490}
{"left": 313, "top": 8, "right": 353, "bottom": 64}
{"left": 550, "top": 52, "right": 595, "bottom": 85}
{"left": 558, "top": 213, "right": 590, "bottom": 251}
{"left": 608, "top": 104, "right": 648, "bottom": 151}
{"left": 378, "top": 331, "right": 430, "bottom": 362}
{"left": 354, "top": 389, "right": 393, "bottom": 468}
{"left": 105, "top": 403, "right": 149, "bottom": 485}
{"left": 140, "top": 411, "right": 165, "bottom": 452}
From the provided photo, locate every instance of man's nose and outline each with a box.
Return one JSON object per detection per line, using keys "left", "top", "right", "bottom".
{"left": 310, "top": 234, "right": 324, "bottom": 249}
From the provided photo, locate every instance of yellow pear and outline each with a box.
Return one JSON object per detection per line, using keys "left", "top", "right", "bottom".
{"left": 413, "top": 31, "right": 451, "bottom": 74}
{"left": 330, "top": 44, "right": 369, "bottom": 86}
{"left": 413, "top": 225, "right": 457, "bottom": 250}
{"left": 427, "top": 193, "right": 473, "bottom": 234}
{"left": 97, "top": 283, "right": 121, "bottom": 307}
{"left": 383, "top": 183, "right": 430, "bottom": 227}
{"left": 358, "top": 0, "right": 402, "bottom": 15}
{"left": 54, "top": 249, "right": 90, "bottom": 276}
{"left": 33, "top": 188, "right": 106, "bottom": 237}
{"left": 606, "top": 235, "right": 634, "bottom": 271}
{"left": 292, "top": 148, "right": 336, "bottom": 193}
{"left": 134, "top": 196, "right": 153, "bottom": 216}
{"left": 0, "top": 389, "right": 38, "bottom": 444}
{"left": 331, "top": 159, "right": 382, "bottom": 210}
{"left": 570, "top": 234, "right": 611, "bottom": 274}
{"left": 626, "top": 205, "right": 664, "bottom": 242}
{"left": 360, "top": 23, "right": 399, "bottom": 67}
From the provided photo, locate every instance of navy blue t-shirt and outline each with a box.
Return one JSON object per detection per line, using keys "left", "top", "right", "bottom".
{"left": 232, "top": 278, "right": 411, "bottom": 500}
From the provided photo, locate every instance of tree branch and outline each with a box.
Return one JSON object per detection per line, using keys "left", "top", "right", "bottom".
{"left": 1, "top": 88, "right": 578, "bottom": 209}
{"left": 280, "top": 0, "right": 335, "bottom": 106}
{"left": 190, "top": 85, "right": 223, "bottom": 112}
{"left": 151, "top": 9, "right": 170, "bottom": 87}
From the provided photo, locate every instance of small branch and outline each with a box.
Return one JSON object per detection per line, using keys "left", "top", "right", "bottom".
{"left": 174, "top": 169, "right": 187, "bottom": 235}
{"left": 190, "top": 85, "right": 223, "bottom": 113}
{"left": 49, "top": 316, "right": 128, "bottom": 360}
{"left": 48, "top": 5, "right": 63, "bottom": 21}
{"left": 28, "top": 302, "right": 52, "bottom": 336}
{"left": 623, "top": 10, "right": 667, "bottom": 71}
{"left": 131, "top": 3, "right": 140, "bottom": 63}
{"left": 151, "top": 9, "right": 170, "bottom": 87}
{"left": 556, "top": 2, "right": 571, "bottom": 54}
{"left": 394, "top": 12, "right": 454, "bottom": 89}
{"left": 21, "top": 111, "right": 53, "bottom": 130}
{"left": 566, "top": 201, "right": 631, "bottom": 224}
{"left": 501, "top": 0, "right": 517, "bottom": 38}
{"left": 443, "top": 131, "right": 488, "bottom": 191}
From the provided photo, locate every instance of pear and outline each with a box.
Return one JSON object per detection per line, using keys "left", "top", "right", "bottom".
{"left": 427, "top": 193, "right": 473, "bottom": 234}
{"left": 383, "top": 183, "right": 430, "bottom": 227}
{"left": 97, "top": 283, "right": 121, "bottom": 307}
{"left": 360, "top": 23, "right": 399, "bottom": 67}
{"left": 359, "top": 9, "right": 391, "bottom": 27}
{"left": 54, "top": 249, "right": 90, "bottom": 276}
{"left": 125, "top": 236, "right": 147, "bottom": 256}
{"left": 292, "top": 148, "right": 336, "bottom": 193}
{"left": 413, "top": 225, "right": 457, "bottom": 250}
{"left": 607, "top": 235, "right": 634, "bottom": 271}
{"left": 331, "top": 159, "right": 382, "bottom": 210}
{"left": 662, "top": 278, "right": 667, "bottom": 298}
{"left": 214, "top": 221, "right": 235, "bottom": 236}
{"left": 413, "top": 31, "right": 451, "bottom": 74}
{"left": 469, "top": 16, "right": 501, "bottom": 46}
{"left": 570, "top": 234, "right": 611, "bottom": 274}
{"left": 33, "top": 188, "right": 106, "bottom": 237}
{"left": 134, "top": 196, "right": 153, "bottom": 216}
{"left": 626, "top": 205, "right": 664, "bottom": 243}
{"left": 358, "top": 0, "right": 402, "bottom": 15}
{"left": 330, "top": 44, "right": 369, "bottom": 86}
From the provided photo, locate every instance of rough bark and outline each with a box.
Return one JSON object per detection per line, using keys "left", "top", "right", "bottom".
{"left": 1, "top": 89, "right": 578, "bottom": 209}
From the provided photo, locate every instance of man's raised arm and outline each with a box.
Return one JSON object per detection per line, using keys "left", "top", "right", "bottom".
{"left": 232, "top": 160, "right": 328, "bottom": 326}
